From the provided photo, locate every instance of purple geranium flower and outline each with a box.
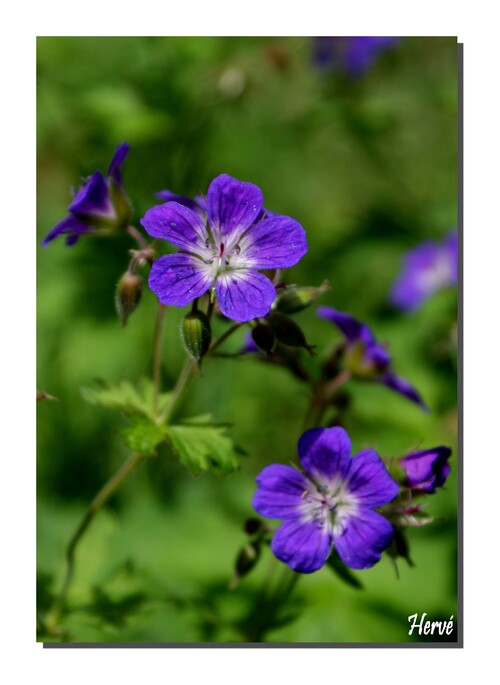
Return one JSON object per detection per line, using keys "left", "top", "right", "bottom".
{"left": 317, "top": 306, "right": 427, "bottom": 409}
{"left": 400, "top": 446, "right": 452, "bottom": 494}
{"left": 390, "top": 231, "right": 458, "bottom": 311}
{"left": 141, "top": 174, "right": 307, "bottom": 322}
{"left": 314, "top": 37, "right": 400, "bottom": 76}
{"left": 252, "top": 426, "right": 398, "bottom": 573}
{"left": 42, "top": 143, "right": 131, "bottom": 246}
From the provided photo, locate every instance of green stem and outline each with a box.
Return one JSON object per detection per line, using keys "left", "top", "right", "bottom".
{"left": 303, "top": 369, "right": 351, "bottom": 430}
{"left": 153, "top": 304, "right": 167, "bottom": 416}
{"left": 209, "top": 322, "right": 244, "bottom": 354}
{"left": 159, "top": 356, "right": 196, "bottom": 424}
{"left": 47, "top": 451, "right": 144, "bottom": 632}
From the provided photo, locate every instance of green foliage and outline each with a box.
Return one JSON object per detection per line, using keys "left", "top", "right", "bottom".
{"left": 81, "top": 378, "right": 170, "bottom": 420}
{"left": 326, "top": 550, "right": 364, "bottom": 590}
{"left": 166, "top": 415, "right": 243, "bottom": 476}
{"left": 37, "top": 36, "right": 458, "bottom": 643}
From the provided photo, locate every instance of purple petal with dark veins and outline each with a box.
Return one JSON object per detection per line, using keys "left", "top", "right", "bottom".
{"left": 69, "top": 172, "right": 113, "bottom": 219}
{"left": 107, "top": 142, "right": 130, "bottom": 186}
{"left": 42, "top": 215, "right": 92, "bottom": 247}
{"left": 155, "top": 190, "right": 206, "bottom": 219}
{"left": 140, "top": 202, "right": 208, "bottom": 253}
{"left": 379, "top": 371, "right": 428, "bottom": 410}
{"left": 252, "top": 464, "right": 310, "bottom": 520}
{"left": 148, "top": 253, "right": 213, "bottom": 307}
{"left": 316, "top": 306, "right": 374, "bottom": 343}
{"left": 215, "top": 270, "right": 276, "bottom": 322}
{"left": 333, "top": 508, "right": 394, "bottom": 570}
{"left": 346, "top": 449, "right": 399, "bottom": 507}
{"left": 271, "top": 518, "right": 333, "bottom": 573}
{"left": 206, "top": 174, "right": 263, "bottom": 240}
{"left": 298, "top": 426, "right": 351, "bottom": 483}
{"left": 238, "top": 214, "right": 308, "bottom": 269}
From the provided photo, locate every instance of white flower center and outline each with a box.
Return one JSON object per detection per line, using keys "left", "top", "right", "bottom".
{"left": 299, "top": 478, "right": 358, "bottom": 535}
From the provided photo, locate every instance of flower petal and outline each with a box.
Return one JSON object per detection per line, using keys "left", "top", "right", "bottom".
{"left": 346, "top": 449, "right": 399, "bottom": 508}
{"left": 140, "top": 202, "right": 209, "bottom": 254}
{"left": 148, "top": 253, "right": 213, "bottom": 307}
{"left": 297, "top": 427, "right": 351, "bottom": 483}
{"left": 215, "top": 270, "right": 276, "bottom": 322}
{"left": 206, "top": 174, "right": 263, "bottom": 240}
{"left": 399, "top": 446, "right": 452, "bottom": 493}
{"left": 155, "top": 190, "right": 206, "bottom": 219}
{"left": 252, "top": 464, "right": 310, "bottom": 519}
{"left": 237, "top": 214, "right": 308, "bottom": 269}
{"left": 333, "top": 509, "right": 394, "bottom": 570}
{"left": 69, "top": 172, "right": 113, "bottom": 219}
{"left": 379, "top": 371, "right": 427, "bottom": 410}
{"left": 42, "top": 215, "right": 91, "bottom": 247}
{"left": 271, "top": 518, "right": 333, "bottom": 574}
{"left": 316, "top": 306, "right": 374, "bottom": 344}
{"left": 107, "top": 142, "right": 130, "bottom": 186}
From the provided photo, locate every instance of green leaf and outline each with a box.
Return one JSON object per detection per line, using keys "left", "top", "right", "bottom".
{"left": 326, "top": 550, "right": 364, "bottom": 590}
{"left": 120, "top": 417, "right": 167, "bottom": 455}
{"left": 166, "top": 416, "right": 242, "bottom": 476}
{"left": 81, "top": 378, "right": 170, "bottom": 420}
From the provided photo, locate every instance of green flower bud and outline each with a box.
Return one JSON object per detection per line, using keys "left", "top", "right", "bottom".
{"left": 275, "top": 281, "right": 330, "bottom": 315}
{"left": 267, "top": 311, "right": 316, "bottom": 356}
{"left": 181, "top": 310, "right": 212, "bottom": 365}
{"left": 251, "top": 322, "right": 275, "bottom": 354}
{"left": 115, "top": 272, "right": 143, "bottom": 326}
{"left": 229, "top": 542, "right": 261, "bottom": 589}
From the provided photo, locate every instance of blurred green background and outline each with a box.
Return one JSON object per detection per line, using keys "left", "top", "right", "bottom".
{"left": 37, "top": 36, "right": 458, "bottom": 643}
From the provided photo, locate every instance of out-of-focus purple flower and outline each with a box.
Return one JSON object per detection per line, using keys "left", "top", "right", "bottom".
{"left": 141, "top": 174, "right": 307, "bottom": 322}
{"left": 42, "top": 143, "right": 131, "bottom": 246}
{"left": 390, "top": 231, "right": 458, "bottom": 311}
{"left": 252, "top": 426, "right": 398, "bottom": 573}
{"left": 317, "top": 305, "right": 427, "bottom": 409}
{"left": 314, "top": 37, "right": 400, "bottom": 76}
{"left": 399, "top": 446, "right": 452, "bottom": 494}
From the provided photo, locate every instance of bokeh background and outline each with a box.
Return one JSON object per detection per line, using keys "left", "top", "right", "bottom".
{"left": 37, "top": 36, "right": 458, "bottom": 643}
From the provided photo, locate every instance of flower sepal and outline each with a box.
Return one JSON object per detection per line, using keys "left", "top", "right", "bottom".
{"left": 274, "top": 281, "right": 330, "bottom": 315}
{"left": 108, "top": 176, "right": 132, "bottom": 230}
{"left": 181, "top": 309, "right": 212, "bottom": 366}
{"left": 267, "top": 312, "right": 316, "bottom": 356}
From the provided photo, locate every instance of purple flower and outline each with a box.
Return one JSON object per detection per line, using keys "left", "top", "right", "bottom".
{"left": 252, "top": 426, "right": 398, "bottom": 573}
{"left": 317, "top": 306, "right": 427, "bottom": 409}
{"left": 42, "top": 143, "right": 131, "bottom": 246}
{"left": 390, "top": 231, "right": 458, "bottom": 311}
{"left": 399, "top": 447, "right": 452, "bottom": 494}
{"left": 141, "top": 174, "right": 307, "bottom": 322}
{"left": 314, "top": 37, "right": 400, "bottom": 76}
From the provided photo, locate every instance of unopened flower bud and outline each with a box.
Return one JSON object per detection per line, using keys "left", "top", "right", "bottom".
{"left": 229, "top": 542, "right": 261, "bottom": 589}
{"left": 181, "top": 310, "right": 212, "bottom": 365}
{"left": 275, "top": 281, "right": 330, "bottom": 315}
{"left": 251, "top": 322, "right": 275, "bottom": 355}
{"left": 267, "top": 311, "right": 316, "bottom": 356}
{"left": 115, "top": 272, "right": 143, "bottom": 326}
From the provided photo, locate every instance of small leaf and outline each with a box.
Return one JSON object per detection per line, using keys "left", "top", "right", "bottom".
{"left": 81, "top": 378, "right": 170, "bottom": 420}
{"left": 326, "top": 550, "right": 364, "bottom": 590}
{"left": 166, "top": 416, "right": 242, "bottom": 476}
{"left": 120, "top": 417, "right": 167, "bottom": 455}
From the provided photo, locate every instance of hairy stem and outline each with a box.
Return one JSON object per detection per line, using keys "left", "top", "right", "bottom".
{"left": 126, "top": 224, "right": 149, "bottom": 251}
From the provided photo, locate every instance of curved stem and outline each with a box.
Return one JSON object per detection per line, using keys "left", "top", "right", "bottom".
{"left": 47, "top": 451, "right": 144, "bottom": 631}
{"left": 127, "top": 224, "right": 149, "bottom": 251}
{"left": 159, "top": 357, "right": 196, "bottom": 424}
{"left": 303, "top": 369, "right": 351, "bottom": 430}
{"left": 209, "top": 322, "right": 244, "bottom": 354}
